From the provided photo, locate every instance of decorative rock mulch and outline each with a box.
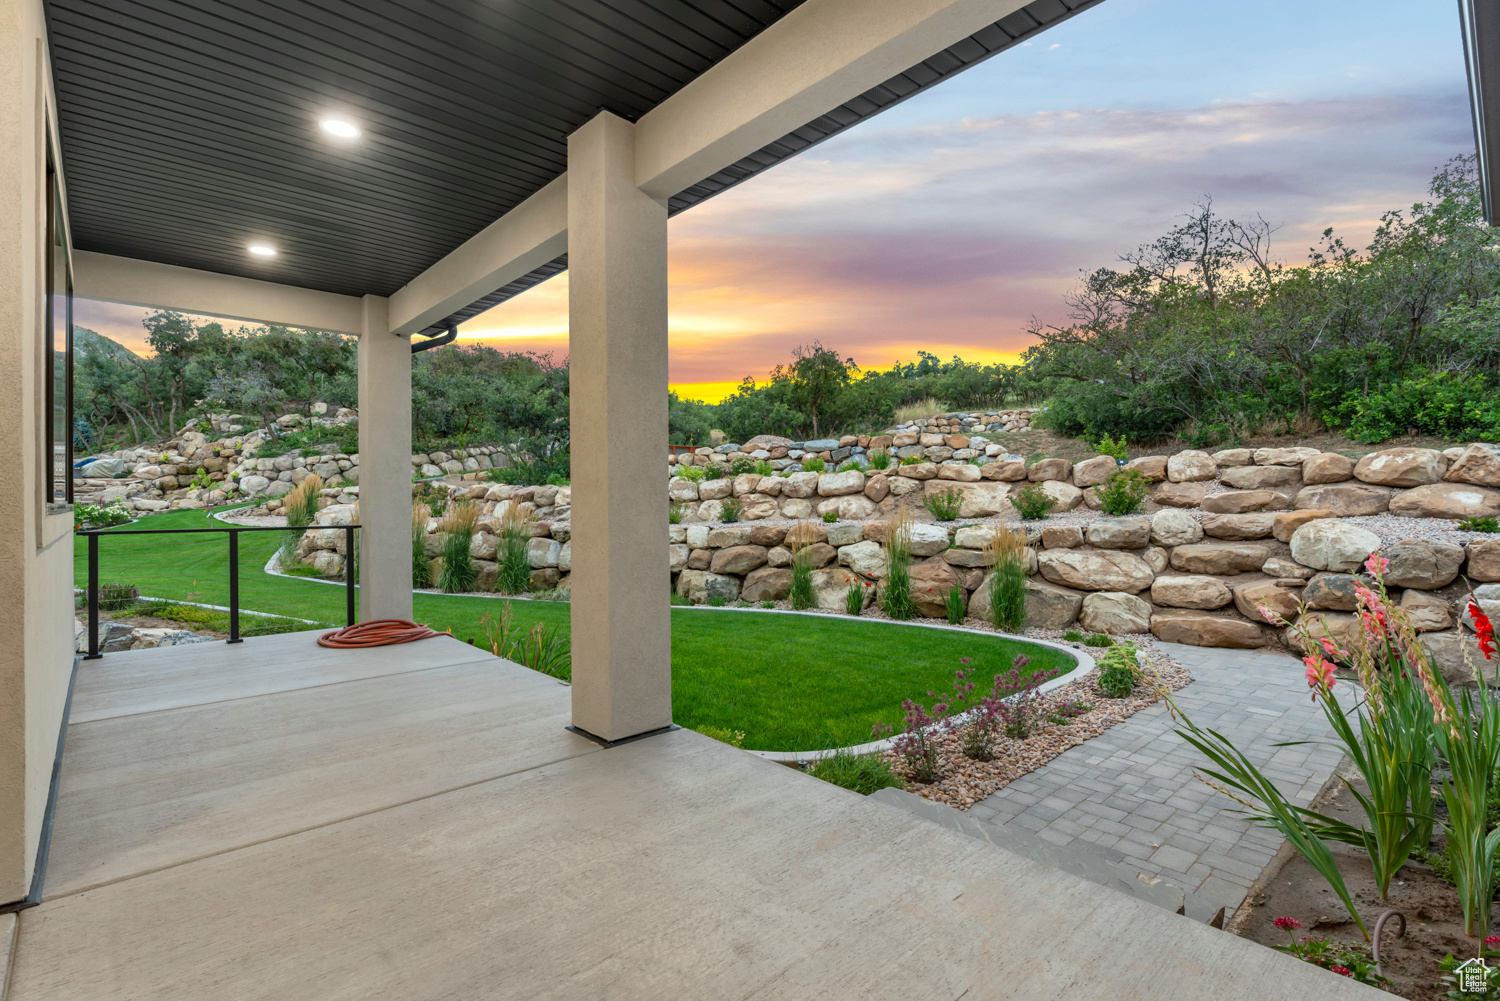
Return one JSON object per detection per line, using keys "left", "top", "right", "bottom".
{"left": 887, "top": 640, "right": 1192, "bottom": 811}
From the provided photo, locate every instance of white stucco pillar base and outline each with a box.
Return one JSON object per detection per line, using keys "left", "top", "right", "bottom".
{"left": 356, "top": 294, "right": 414, "bottom": 623}
{"left": 567, "top": 111, "right": 672, "bottom": 742}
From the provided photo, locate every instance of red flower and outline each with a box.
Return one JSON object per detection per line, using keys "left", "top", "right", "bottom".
{"left": 1330, "top": 966, "right": 1352, "bottom": 977}
{"left": 1303, "top": 655, "right": 1335, "bottom": 694}
{"left": 1273, "top": 916, "right": 1302, "bottom": 931}
{"left": 1471, "top": 598, "right": 1496, "bottom": 661}
{"left": 1485, "top": 935, "right": 1500, "bottom": 950}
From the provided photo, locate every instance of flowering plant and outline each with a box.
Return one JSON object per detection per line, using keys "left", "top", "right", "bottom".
{"left": 873, "top": 699, "right": 944, "bottom": 783}
{"left": 1269, "top": 917, "right": 1389, "bottom": 988}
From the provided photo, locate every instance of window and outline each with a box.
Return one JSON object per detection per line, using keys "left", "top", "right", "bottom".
{"left": 44, "top": 149, "right": 72, "bottom": 505}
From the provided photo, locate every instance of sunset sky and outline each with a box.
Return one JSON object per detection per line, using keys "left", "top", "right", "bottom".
{"left": 77, "top": 0, "right": 1475, "bottom": 404}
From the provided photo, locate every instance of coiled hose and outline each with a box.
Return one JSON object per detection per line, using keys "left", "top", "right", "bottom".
{"left": 317, "top": 619, "right": 450, "bottom": 648}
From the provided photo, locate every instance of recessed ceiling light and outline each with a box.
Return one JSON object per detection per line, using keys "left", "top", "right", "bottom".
{"left": 320, "top": 117, "right": 360, "bottom": 139}
{"left": 248, "top": 243, "right": 277, "bottom": 257}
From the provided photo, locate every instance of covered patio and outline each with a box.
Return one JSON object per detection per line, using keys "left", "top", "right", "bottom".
{"left": 3, "top": 630, "right": 1364, "bottom": 998}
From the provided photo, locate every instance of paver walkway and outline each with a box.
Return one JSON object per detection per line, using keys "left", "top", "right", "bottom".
{"left": 970, "top": 641, "right": 1348, "bottom": 911}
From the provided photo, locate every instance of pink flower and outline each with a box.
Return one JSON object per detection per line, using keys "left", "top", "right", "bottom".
{"left": 1364, "top": 552, "right": 1389, "bottom": 577}
{"left": 1330, "top": 966, "right": 1352, "bottom": 977}
{"left": 1258, "top": 603, "right": 1286, "bottom": 627}
{"left": 1485, "top": 935, "right": 1500, "bottom": 950}
{"left": 1303, "top": 655, "right": 1335, "bottom": 692}
{"left": 1273, "top": 916, "right": 1302, "bottom": 931}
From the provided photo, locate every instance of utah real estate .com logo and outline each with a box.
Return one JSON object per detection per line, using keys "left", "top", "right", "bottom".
{"left": 1457, "top": 957, "right": 1491, "bottom": 993}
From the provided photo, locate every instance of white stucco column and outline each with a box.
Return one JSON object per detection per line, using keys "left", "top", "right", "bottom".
{"left": 567, "top": 111, "right": 672, "bottom": 743}
{"left": 356, "top": 294, "right": 414, "bottom": 622}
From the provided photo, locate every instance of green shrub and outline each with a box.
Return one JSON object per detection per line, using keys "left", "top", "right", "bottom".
{"left": 983, "top": 525, "right": 1029, "bottom": 633}
{"left": 496, "top": 504, "right": 534, "bottom": 595}
{"left": 807, "top": 750, "right": 904, "bottom": 795}
{"left": 899, "top": 455, "right": 924, "bottom": 465}
{"left": 695, "top": 724, "right": 746, "bottom": 748}
{"left": 668, "top": 502, "right": 684, "bottom": 524}
{"left": 821, "top": 509, "right": 837, "bottom": 523}
{"left": 1011, "top": 483, "right": 1055, "bottom": 520}
{"left": 74, "top": 501, "right": 132, "bottom": 529}
{"left": 479, "top": 610, "right": 570, "bottom": 680}
{"left": 1096, "top": 645, "right": 1139, "bottom": 698}
{"left": 924, "top": 487, "right": 962, "bottom": 521}
{"left": 676, "top": 465, "right": 706, "bottom": 482}
{"left": 1096, "top": 469, "right": 1150, "bottom": 515}
{"left": 437, "top": 501, "right": 479, "bottom": 593}
{"left": 867, "top": 449, "right": 892, "bottom": 470}
{"left": 1459, "top": 516, "right": 1500, "bottom": 533}
{"left": 99, "top": 581, "right": 140, "bottom": 611}
{"left": 882, "top": 511, "right": 916, "bottom": 620}
{"left": 943, "top": 584, "right": 966, "bottom": 624}
{"left": 1063, "top": 629, "right": 1084, "bottom": 642}
{"left": 1084, "top": 632, "right": 1115, "bottom": 647}
{"left": 412, "top": 501, "right": 433, "bottom": 588}
{"left": 707, "top": 594, "right": 726, "bottom": 607}
{"left": 705, "top": 461, "right": 728, "bottom": 479}
{"left": 753, "top": 459, "right": 776, "bottom": 477}
{"left": 790, "top": 545, "right": 815, "bottom": 611}
{"left": 836, "top": 459, "right": 863, "bottom": 472}
{"left": 1092, "top": 433, "right": 1129, "bottom": 461}
{"left": 729, "top": 455, "right": 754, "bottom": 476}
{"left": 759, "top": 600, "right": 774, "bottom": 609}
{"left": 720, "top": 496, "right": 742, "bottom": 522}
{"left": 1329, "top": 370, "right": 1500, "bottom": 444}
{"left": 801, "top": 455, "right": 827, "bottom": 472}
{"left": 844, "top": 578, "right": 865, "bottom": 615}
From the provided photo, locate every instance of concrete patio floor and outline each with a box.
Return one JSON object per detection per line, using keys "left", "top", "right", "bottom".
{"left": 3, "top": 630, "right": 1375, "bottom": 999}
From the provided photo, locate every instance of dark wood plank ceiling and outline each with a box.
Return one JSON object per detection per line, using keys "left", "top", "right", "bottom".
{"left": 46, "top": 0, "right": 805, "bottom": 298}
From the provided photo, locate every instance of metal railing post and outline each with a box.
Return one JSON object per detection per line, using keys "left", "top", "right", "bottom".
{"left": 344, "top": 525, "right": 356, "bottom": 627}
{"left": 84, "top": 532, "right": 101, "bottom": 660}
{"left": 227, "top": 529, "right": 241, "bottom": 644}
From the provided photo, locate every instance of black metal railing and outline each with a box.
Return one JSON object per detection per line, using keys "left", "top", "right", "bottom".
{"left": 78, "top": 524, "right": 358, "bottom": 660}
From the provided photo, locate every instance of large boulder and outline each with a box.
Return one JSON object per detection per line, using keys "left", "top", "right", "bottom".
{"left": 1124, "top": 455, "right": 1168, "bottom": 481}
{"left": 981, "top": 459, "right": 1028, "bottom": 481}
{"left": 817, "top": 495, "right": 879, "bottom": 520}
{"left": 1389, "top": 483, "right": 1500, "bottom": 520}
{"left": 1037, "top": 550, "right": 1154, "bottom": 593}
{"left": 1085, "top": 516, "right": 1152, "bottom": 550}
{"left": 1383, "top": 538, "right": 1465, "bottom": 589}
{"left": 1034, "top": 480, "right": 1083, "bottom": 512}
{"left": 1302, "top": 453, "right": 1355, "bottom": 484}
{"left": 1233, "top": 580, "right": 1302, "bottom": 624}
{"left": 864, "top": 474, "right": 890, "bottom": 503}
{"left": 825, "top": 522, "right": 864, "bottom": 547}
{"left": 741, "top": 567, "right": 792, "bottom": 602}
{"left": 778, "top": 498, "right": 814, "bottom": 519}
{"left": 1290, "top": 520, "right": 1381, "bottom": 572}
{"left": 909, "top": 557, "right": 962, "bottom": 617}
{"left": 1221, "top": 465, "right": 1302, "bottom": 490}
{"left": 937, "top": 463, "right": 981, "bottom": 483}
{"left": 1169, "top": 543, "right": 1268, "bottom": 575}
{"left": 1153, "top": 481, "right": 1210, "bottom": 508}
{"left": 1151, "top": 575, "right": 1233, "bottom": 610}
{"left": 1254, "top": 446, "right": 1320, "bottom": 466}
{"left": 1151, "top": 508, "right": 1204, "bottom": 547}
{"left": 1289, "top": 612, "right": 1363, "bottom": 658}
{"left": 1073, "top": 455, "right": 1119, "bottom": 487}
{"left": 922, "top": 479, "right": 1012, "bottom": 517}
{"left": 1421, "top": 631, "right": 1498, "bottom": 686}
{"left": 675, "top": 570, "right": 740, "bottom": 604}
{"left": 1151, "top": 610, "right": 1266, "bottom": 648}
{"left": 698, "top": 478, "right": 732, "bottom": 500}
{"left": 1166, "top": 450, "right": 1218, "bottom": 482}
{"left": 706, "top": 526, "right": 752, "bottom": 547}
{"left": 837, "top": 540, "right": 887, "bottom": 578}
{"left": 1445, "top": 444, "right": 1500, "bottom": 487}
{"left": 1023, "top": 580, "right": 1085, "bottom": 630}
{"left": 1201, "top": 490, "right": 1278, "bottom": 513}
{"left": 1303, "top": 573, "right": 1359, "bottom": 611}
{"left": 1212, "top": 448, "right": 1254, "bottom": 467}
{"left": 952, "top": 524, "right": 998, "bottom": 550}
{"left": 732, "top": 473, "right": 762, "bottom": 496}
{"left": 1272, "top": 509, "right": 1335, "bottom": 543}
{"left": 897, "top": 462, "right": 938, "bottom": 480}
{"left": 1080, "top": 592, "right": 1151, "bottom": 634}
{"left": 1468, "top": 540, "right": 1500, "bottom": 582}
{"left": 738, "top": 494, "right": 779, "bottom": 520}
{"left": 811, "top": 568, "right": 865, "bottom": 611}
{"left": 1294, "top": 483, "right": 1392, "bottom": 516}
{"left": 780, "top": 471, "right": 820, "bottom": 498}
{"left": 668, "top": 478, "right": 699, "bottom": 501}
{"left": 1027, "top": 458, "right": 1073, "bottom": 482}
{"left": 709, "top": 545, "right": 768, "bottom": 575}
{"left": 1401, "top": 590, "right": 1453, "bottom": 632}
{"left": 1200, "top": 513, "right": 1276, "bottom": 541}
{"left": 1353, "top": 447, "right": 1447, "bottom": 487}
{"left": 817, "top": 470, "right": 866, "bottom": 496}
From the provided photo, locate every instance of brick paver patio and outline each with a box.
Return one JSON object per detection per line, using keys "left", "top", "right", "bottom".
{"left": 970, "top": 641, "right": 1348, "bottom": 911}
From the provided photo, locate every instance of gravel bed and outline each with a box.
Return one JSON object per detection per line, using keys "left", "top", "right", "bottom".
{"left": 1338, "top": 513, "right": 1497, "bottom": 549}
{"left": 884, "top": 638, "right": 1192, "bottom": 811}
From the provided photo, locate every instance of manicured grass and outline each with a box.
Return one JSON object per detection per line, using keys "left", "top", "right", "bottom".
{"left": 669, "top": 610, "right": 1072, "bottom": 750}
{"left": 77, "top": 507, "right": 1074, "bottom": 751}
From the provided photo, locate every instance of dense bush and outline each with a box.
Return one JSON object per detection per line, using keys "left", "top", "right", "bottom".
{"left": 1327, "top": 371, "right": 1500, "bottom": 443}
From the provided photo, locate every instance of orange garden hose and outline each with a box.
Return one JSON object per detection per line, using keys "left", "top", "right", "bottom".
{"left": 317, "top": 619, "right": 451, "bottom": 648}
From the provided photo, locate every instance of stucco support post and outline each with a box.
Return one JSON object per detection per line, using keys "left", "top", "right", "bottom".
{"left": 356, "top": 294, "right": 414, "bottom": 622}
{"left": 567, "top": 111, "right": 672, "bottom": 742}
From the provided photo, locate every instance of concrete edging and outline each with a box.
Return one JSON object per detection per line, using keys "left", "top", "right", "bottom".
{"left": 671, "top": 604, "right": 1096, "bottom": 762}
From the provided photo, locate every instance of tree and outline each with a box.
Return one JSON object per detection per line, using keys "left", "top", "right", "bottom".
{"left": 771, "top": 342, "right": 857, "bottom": 438}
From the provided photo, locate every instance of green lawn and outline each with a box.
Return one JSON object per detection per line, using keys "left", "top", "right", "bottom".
{"left": 78, "top": 507, "right": 1074, "bottom": 751}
